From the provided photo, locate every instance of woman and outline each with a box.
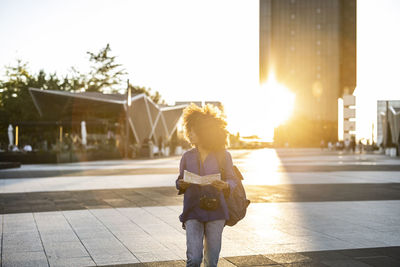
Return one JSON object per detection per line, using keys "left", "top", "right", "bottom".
{"left": 176, "top": 104, "right": 237, "bottom": 267}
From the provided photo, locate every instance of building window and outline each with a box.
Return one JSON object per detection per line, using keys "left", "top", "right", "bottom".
{"left": 291, "top": 14, "right": 296, "bottom": 20}
{"left": 291, "top": 0, "right": 295, "bottom": 3}
{"left": 316, "top": 24, "right": 321, "bottom": 30}
{"left": 291, "top": 30, "right": 295, "bottom": 35}
{"left": 317, "top": 40, "right": 321, "bottom": 46}
{"left": 316, "top": 8, "right": 321, "bottom": 14}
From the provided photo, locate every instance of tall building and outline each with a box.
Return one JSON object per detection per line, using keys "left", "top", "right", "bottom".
{"left": 260, "top": 0, "right": 356, "bottom": 146}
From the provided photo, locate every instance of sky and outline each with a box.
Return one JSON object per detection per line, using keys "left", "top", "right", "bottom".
{"left": 1, "top": 0, "right": 400, "bottom": 142}
{"left": 355, "top": 0, "right": 400, "bottom": 142}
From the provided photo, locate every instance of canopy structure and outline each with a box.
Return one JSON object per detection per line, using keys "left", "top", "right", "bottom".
{"left": 387, "top": 107, "right": 400, "bottom": 146}
{"left": 29, "top": 88, "right": 187, "bottom": 146}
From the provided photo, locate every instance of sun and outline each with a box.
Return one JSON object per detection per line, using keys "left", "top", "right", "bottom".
{"left": 225, "top": 71, "right": 296, "bottom": 141}
{"left": 261, "top": 71, "right": 296, "bottom": 128}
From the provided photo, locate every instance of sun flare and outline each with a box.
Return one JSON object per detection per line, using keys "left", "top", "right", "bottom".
{"left": 225, "top": 71, "right": 296, "bottom": 141}
{"left": 261, "top": 71, "right": 296, "bottom": 128}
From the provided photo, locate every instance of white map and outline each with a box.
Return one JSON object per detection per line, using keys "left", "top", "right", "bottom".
{"left": 183, "top": 170, "right": 221, "bottom": 185}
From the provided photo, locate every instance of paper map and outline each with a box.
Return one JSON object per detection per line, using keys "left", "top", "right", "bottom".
{"left": 183, "top": 170, "right": 221, "bottom": 185}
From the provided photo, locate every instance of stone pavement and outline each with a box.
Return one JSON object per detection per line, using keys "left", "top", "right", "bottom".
{"left": 0, "top": 149, "right": 400, "bottom": 266}
{"left": 1, "top": 184, "right": 400, "bottom": 214}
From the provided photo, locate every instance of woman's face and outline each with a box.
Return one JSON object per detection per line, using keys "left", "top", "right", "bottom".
{"left": 189, "top": 128, "right": 199, "bottom": 146}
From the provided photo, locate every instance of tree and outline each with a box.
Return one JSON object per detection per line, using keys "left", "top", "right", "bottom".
{"left": 0, "top": 60, "right": 38, "bottom": 124}
{"left": 0, "top": 60, "right": 85, "bottom": 147}
{"left": 86, "top": 44, "right": 127, "bottom": 93}
{"left": 0, "top": 60, "right": 41, "bottom": 146}
{"left": 60, "top": 67, "right": 86, "bottom": 92}
{"left": 128, "top": 83, "right": 165, "bottom": 105}
{"left": 0, "top": 45, "right": 166, "bottom": 147}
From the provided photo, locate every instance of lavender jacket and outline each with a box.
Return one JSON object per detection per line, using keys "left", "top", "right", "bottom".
{"left": 175, "top": 148, "right": 237, "bottom": 223}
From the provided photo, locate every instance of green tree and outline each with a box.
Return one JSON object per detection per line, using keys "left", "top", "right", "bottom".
{"left": 0, "top": 60, "right": 41, "bottom": 146}
{"left": 0, "top": 45, "right": 166, "bottom": 147}
{"left": 0, "top": 60, "right": 83, "bottom": 146}
{"left": 60, "top": 67, "right": 86, "bottom": 92}
{"left": 86, "top": 44, "right": 127, "bottom": 93}
{"left": 0, "top": 60, "right": 39, "bottom": 124}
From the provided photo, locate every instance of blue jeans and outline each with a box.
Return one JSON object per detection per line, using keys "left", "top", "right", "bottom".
{"left": 185, "top": 219, "right": 225, "bottom": 267}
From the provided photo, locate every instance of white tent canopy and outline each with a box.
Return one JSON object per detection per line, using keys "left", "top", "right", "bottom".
{"left": 8, "top": 124, "right": 14, "bottom": 146}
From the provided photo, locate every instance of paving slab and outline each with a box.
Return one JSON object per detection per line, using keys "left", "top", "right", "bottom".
{"left": 225, "top": 255, "right": 280, "bottom": 266}
{"left": 2, "top": 251, "right": 49, "bottom": 267}
{"left": 47, "top": 256, "right": 95, "bottom": 267}
{"left": 357, "top": 255, "right": 400, "bottom": 267}
{"left": 264, "top": 253, "right": 312, "bottom": 264}
{"left": 45, "top": 241, "right": 89, "bottom": 258}
{"left": 320, "top": 259, "right": 372, "bottom": 267}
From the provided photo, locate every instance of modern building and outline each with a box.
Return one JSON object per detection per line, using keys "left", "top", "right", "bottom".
{"left": 343, "top": 94, "right": 356, "bottom": 141}
{"left": 260, "top": 0, "right": 356, "bottom": 146}
{"left": 29, "top": 88, "right": 187, "bottom": 150}
{"left": 377, "top": 100, "right": 400, "bottom": 150}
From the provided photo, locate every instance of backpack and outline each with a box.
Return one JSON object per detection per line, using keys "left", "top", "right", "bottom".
{"left": 217, "top": 152, "right": 250, "bottom": 226}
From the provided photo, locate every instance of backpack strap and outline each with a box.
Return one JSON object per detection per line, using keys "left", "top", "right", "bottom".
{"left": 215, "top": 150, "right": 226, "bottom": 181}
{"left": 215, "top": 150, "right": 231, "bottom": 198}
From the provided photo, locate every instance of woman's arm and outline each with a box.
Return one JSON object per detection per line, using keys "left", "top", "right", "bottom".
{"left": 211, "top": 150, "right": 237, "bottom": 195}
{"left": 176, "top": 153, "right": 190, "bottom": 194}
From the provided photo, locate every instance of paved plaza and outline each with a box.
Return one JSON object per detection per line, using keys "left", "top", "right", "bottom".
{"left": 0, "top": 149, "right": 400, "bottom": 266}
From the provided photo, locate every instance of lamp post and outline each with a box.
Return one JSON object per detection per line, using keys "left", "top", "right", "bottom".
{"left": 125, "top": 79, "right": 131, "bottom": 158}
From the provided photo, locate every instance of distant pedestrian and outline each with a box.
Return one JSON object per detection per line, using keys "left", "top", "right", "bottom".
{"left": 344, "top": 139, "right": 350, "bottom": 151}
{"left": 335, "top": 141, "right": 341, "bottom": 151}
{"left": 328, "top": 142, "right": 333, "bottom": 151}
{"left": 350, "top": 137, "right": 356, "bottom": 153}
{"left": 176, "top": 104, "right": 237, "bottom": 267}
{"left": 158, "top": 136, "right": 164, "bottom": 156}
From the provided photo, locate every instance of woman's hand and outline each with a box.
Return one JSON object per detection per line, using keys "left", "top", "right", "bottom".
{"left": 178, "top": 179, "right": 191, "bottom": 190}
{"left": 211, "top": 180, "right": 229, "bottom": 191}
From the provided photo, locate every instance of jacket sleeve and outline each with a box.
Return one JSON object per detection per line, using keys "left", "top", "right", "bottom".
{"left": 175, "top": 153, "right": 186, "bottom": 195}
{"left": 223, "top": 151, "right": 237, "bottom": 197}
